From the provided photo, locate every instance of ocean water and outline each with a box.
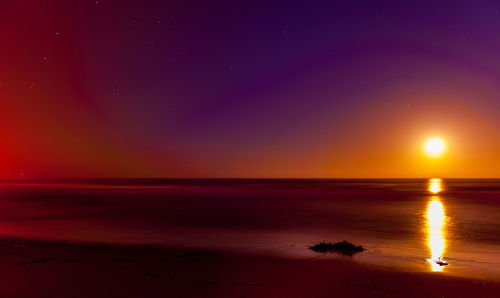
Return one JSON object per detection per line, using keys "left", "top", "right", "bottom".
{"left": 0, "top": 178, "right": 499, "bottom": 280}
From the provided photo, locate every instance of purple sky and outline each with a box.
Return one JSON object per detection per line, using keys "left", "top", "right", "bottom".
{"left": 1, "top": 0, "right": 500, "bottom": 177}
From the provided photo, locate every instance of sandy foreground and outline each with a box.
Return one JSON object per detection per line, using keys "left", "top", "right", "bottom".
{"left": 0, "top": 239, "right": 497, "bottom": 297}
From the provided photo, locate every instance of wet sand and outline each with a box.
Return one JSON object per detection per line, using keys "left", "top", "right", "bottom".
{"left": 0, "top": 238, "right": 498, "bottom": 297}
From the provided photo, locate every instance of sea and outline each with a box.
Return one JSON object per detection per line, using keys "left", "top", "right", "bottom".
{"left": 0, "top": 178, "right": 498, "bottom": 280}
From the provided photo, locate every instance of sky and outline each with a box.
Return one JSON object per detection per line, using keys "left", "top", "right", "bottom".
{"left": 1, "top": 0, "right": 500, "bottom": 178}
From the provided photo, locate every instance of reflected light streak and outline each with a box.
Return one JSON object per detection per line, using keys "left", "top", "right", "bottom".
{"left": 429, "top": 178, "right": 442, "bottom": 194}
{"left": 425, "top": 194, "right": 447, "bottom": 271}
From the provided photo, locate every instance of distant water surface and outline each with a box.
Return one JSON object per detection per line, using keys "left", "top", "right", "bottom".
{"left": 0, "top": 178, "right": 499, "bottom": 280}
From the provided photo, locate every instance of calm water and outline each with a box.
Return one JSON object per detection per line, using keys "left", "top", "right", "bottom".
{"left": 0, "top": 179, "right": 499, "bottom": 280}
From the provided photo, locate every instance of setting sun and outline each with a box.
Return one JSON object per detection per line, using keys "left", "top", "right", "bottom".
{"left": 423, "top": 137, "right": 447, "bottom": 158}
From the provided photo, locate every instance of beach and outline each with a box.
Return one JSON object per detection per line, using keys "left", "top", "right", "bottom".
{"left": 0, "top": 238, "right": 498, "bottom": 297}
{"left": 6, "top": 1, "right": 500, "bottom": 296}
{"left": 0, "top": 179, "right": 499, "bottom": 297}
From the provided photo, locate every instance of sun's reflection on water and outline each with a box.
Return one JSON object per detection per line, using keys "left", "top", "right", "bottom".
{"left": 425, "top": 178, "right": 447, "bottom": 272}
{"left": 429, "top": 178, "right": 442, "bottom": 194}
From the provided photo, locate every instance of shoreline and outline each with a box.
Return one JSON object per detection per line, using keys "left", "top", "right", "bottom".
{"left": 0, "top": 238, "right": 498, "bottom": 297}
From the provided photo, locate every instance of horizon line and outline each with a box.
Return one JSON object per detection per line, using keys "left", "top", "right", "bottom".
{"left": 2, "top": 177, "right": 500, "bottom": 180}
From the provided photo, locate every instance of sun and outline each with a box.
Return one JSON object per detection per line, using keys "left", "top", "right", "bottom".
{"left": 423, "top": 137, "right": 447, "bottom": 158}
